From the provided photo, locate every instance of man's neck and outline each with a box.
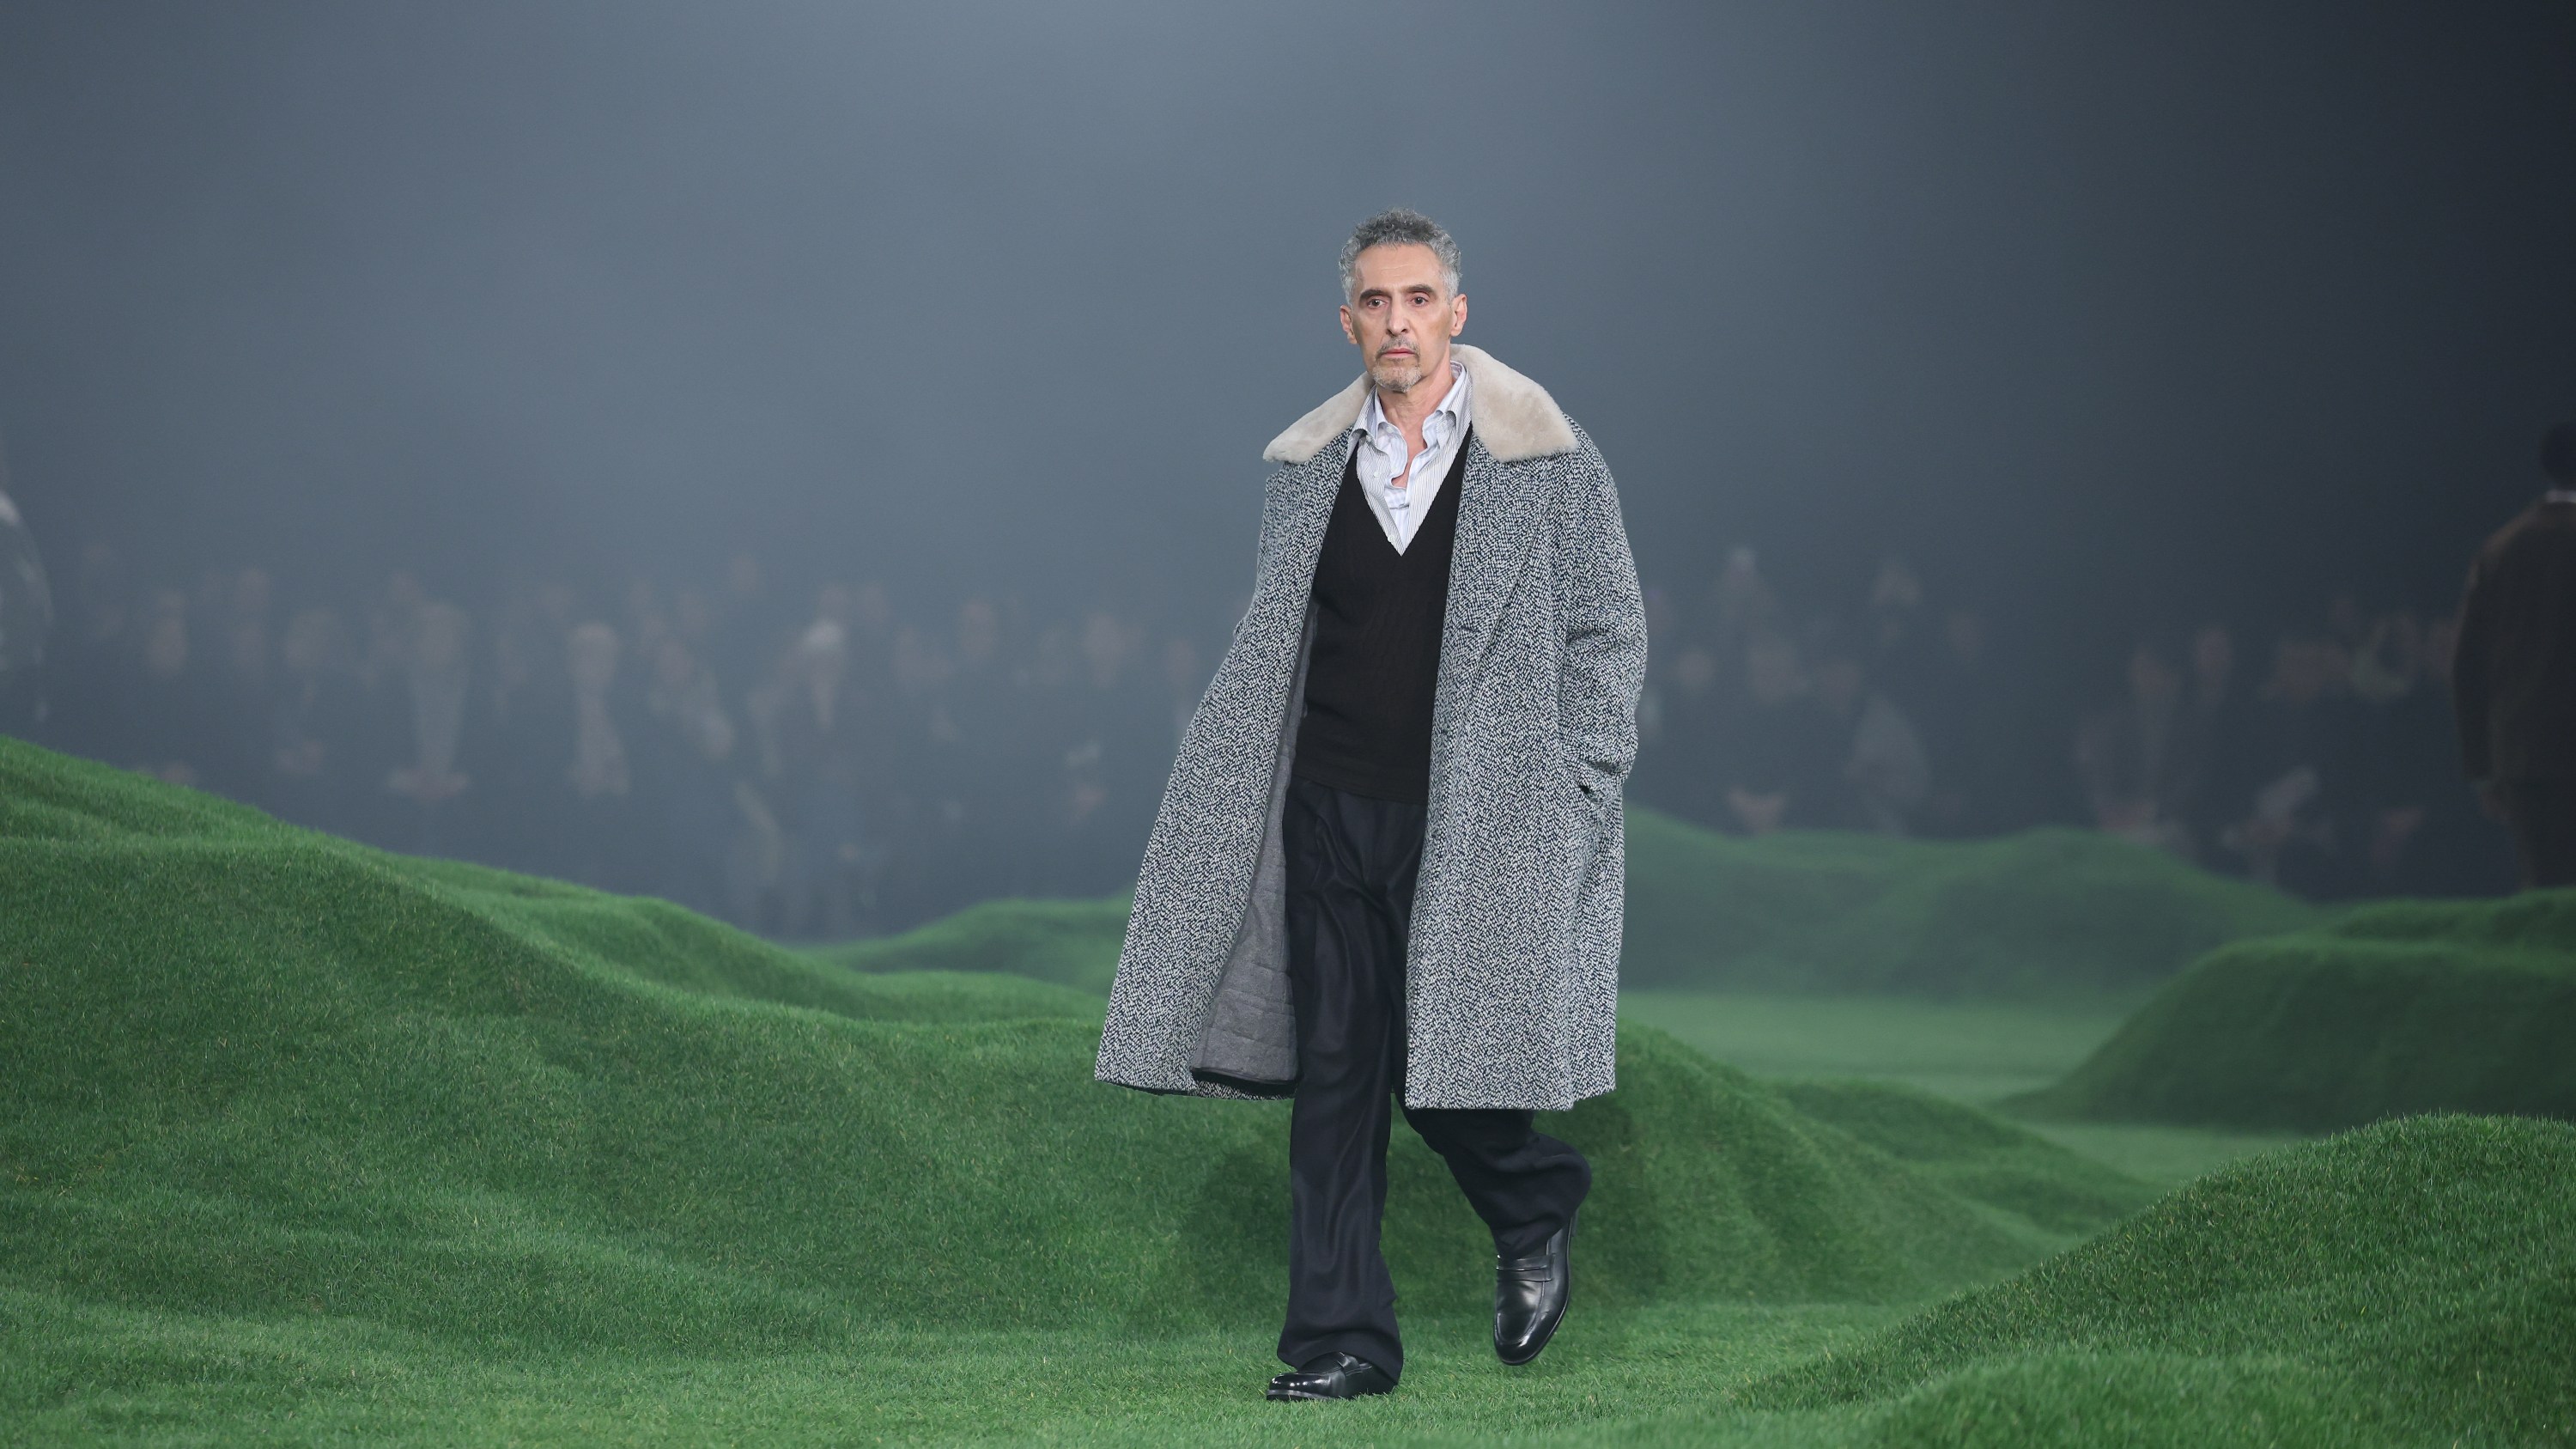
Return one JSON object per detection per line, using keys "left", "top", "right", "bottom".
{"left": 1372, "top": 351, "right": 1456, "bottom": 454}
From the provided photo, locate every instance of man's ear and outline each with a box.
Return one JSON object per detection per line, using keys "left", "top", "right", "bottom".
{"left": 1449, "top": 294, "right": 1468, "bottom": 338}
{"left": 1339, "top": 306, "right": 1358, "bottom": 346}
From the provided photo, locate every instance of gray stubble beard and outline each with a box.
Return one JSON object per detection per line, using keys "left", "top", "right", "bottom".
{"left": 1367, "top": 352, "right": 1427, "bottom": 395}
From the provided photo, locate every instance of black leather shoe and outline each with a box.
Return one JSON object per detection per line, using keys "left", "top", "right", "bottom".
{"left": 1265, "top": 1352, "right": 1394, "bottom": 1400}
{"left": 1494, "top": 1211, "right": 1576, "bottom": 1365}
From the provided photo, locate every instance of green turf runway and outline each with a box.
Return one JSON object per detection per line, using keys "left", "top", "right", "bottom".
{"left": 14, "top": 1117, "right": 2570, "bottom": 1446}
{"left": 6, "top": 736, "right": 2569, "bottom": 1445}
{"left": 1623, "top": 989, "right": 2307, "bottom": 1186}
{"left": 1623, "top": 989, "right": 2129, "bottom": 1103}
{"left": 2019, "top": 890, "right": 2576, "bottom": 1132}
{"left": 0, "top": 1292, "right": 1899, "bottom": 1446}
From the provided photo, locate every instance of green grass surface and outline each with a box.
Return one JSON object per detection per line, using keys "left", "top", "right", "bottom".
{"left": 1626, "top": 989, "right": 2306, "bottom": 1186}
{"left": 3, "top": 737, "right": 2144, "bottom": 1442}
{"left": 1, "top": 1290, "right": 1905, "bottom": 1447}
{"left": 4, "top": 737, "right": 2562, "bottom": 1446}
{"left": 9, "top": 1117, "right": 2570, "bottom": 1446}
{"left": 812, "top": 896, "right": 1131, "bottom": 993}
{"left": 1741, "top": 1113, "right": 2576, "bottom": 1446}
{"left": 2020, "top": 890, "right": 2576, "bottom": 1131}
{"left": 806, "top": 809, "right": 2318, "bottom": 1003}
{"left": 1619, "top": 813, "right": 2319, "bottom": 998}
{"left": 1623, "top": 989, "right": 2136, "bottom": 1103}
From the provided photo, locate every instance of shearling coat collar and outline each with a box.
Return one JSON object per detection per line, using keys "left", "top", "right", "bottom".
{"left": 1261, "top": 344, "right": 1580, "bottom": 466}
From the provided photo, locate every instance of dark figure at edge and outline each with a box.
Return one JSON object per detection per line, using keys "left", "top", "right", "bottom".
{"left": 2453, "top": 420, "right": 2576, "bottom": 888}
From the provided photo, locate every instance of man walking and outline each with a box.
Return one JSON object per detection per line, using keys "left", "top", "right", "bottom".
{"left": 2453, "top": 421, "right": 2576, "bottom": 888}
{"left": 1095, "top": 210, "right": 1647, "bottom": 1399}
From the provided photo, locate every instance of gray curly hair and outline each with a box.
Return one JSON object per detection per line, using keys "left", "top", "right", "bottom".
{"left": 1339, "top": 208, "right": 1462, "bottom": 301}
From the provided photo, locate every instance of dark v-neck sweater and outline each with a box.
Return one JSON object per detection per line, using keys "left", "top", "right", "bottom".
{"left": 1289, "top": 431, "right": 1470, "bottom": 806}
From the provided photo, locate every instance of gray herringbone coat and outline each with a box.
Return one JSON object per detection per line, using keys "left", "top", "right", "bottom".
{"left": 1093, "top": 345, "right": 1646, "bottom": 1111}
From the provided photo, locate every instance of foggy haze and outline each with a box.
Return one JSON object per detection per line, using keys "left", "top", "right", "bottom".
{"left": 3, "top": 1, "right": 2572, "bottom": 650}
{"left": 9, "top": 9, "right": 2576, "bottom": 1430}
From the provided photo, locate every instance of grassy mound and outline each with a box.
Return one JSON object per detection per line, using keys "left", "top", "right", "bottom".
{"left": 1619, "top": 813, "right": 2317, "bottom": 998}
{"left": 813, "top": 895, "right": 1129, "bottom": 993}
{"left": 1740, "top": 1115, "right": 2576, "bottom": 1445}
{"left": 2016, "top": 891, "right": 2576, "bottom": 1131}
{"left": 810, "top": 811, "right": 2316, "bottom": 1004}
{"left": 0, "top": 737, "right": 2143, "bottom": 1367}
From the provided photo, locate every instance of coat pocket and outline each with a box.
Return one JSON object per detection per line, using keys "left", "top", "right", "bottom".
{"left": 1558, "top": 749, "right": 1610, "bottom": 827}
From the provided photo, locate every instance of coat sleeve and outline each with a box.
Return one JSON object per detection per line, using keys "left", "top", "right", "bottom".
{"left": 1552, "top": 441, "right": 1649, "bottom": 797}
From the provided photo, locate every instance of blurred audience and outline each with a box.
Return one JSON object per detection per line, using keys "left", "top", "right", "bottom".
{"left": 9, "top": 516, "right": 2541, "bottom": 930}
{"left": 51, "top": 546, "right": 1256, "bottom": 935}
{"left": 1631, "top": 543, "right": 2517, "bottom": 898}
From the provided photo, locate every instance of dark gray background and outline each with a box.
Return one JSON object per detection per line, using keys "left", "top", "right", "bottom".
{"left": 3, "top": 2, "right": 2571, "bottom": 643}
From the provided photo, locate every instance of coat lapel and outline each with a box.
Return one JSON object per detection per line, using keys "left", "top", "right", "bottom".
{"left": 1272, "top": 435, "right": 1352, "bottom": 600}
{"left": 1437, "top": 432, "right": 1546, "bottom": 696}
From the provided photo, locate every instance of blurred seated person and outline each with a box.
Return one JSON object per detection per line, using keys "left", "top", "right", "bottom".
{"left": 772, "top": 618, "right": 874, "bottom": 936}
{"left": 265, "top": 606, "right": 363, "bottom": 833}
{"left": 2219, "top": 635, "right": 2362, "bottom": 894}
{"left": 383, "top": 600, "right": 475, "bottom": 855}
{"left": 558, "top": 619, "right": 647, "bottom": 891}
{"left": 1807, "top": 642, "right": 1929, "bottom": 836}
{"left": 2345, "top": 608, "right": 2441, "bottom": 888}
{"left": 118, "top": 588, "right": 251, "bottom": 795}
{"left": 1720, "top": 631, "right": 1817, "bottom": 835}
{"left": 1911, "top": 607, "right": 2016, "bottom": 837}
{"left": 636, "top": 632, "right": 739, "bottom": 916}
{"left": 2075, "top": 637, "right": 2199, "bottom": 857}
{"left": 1638, "top": 641, "right": 1728, "bottom": 830}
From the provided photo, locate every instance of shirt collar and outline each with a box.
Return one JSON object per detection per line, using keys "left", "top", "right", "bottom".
{"left": 1355, "top": 358, "right": 1471, "bottom": 450}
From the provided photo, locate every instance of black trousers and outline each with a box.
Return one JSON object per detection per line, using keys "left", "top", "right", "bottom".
{"left": 2500, "top": 779, "right": 2576, "bottom": 889}
{"left": 1275, "top": 776, "right": 1592, "bottom": 1382}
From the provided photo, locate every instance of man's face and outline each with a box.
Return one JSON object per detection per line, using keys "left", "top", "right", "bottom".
{"left": 1340, "top": 242, "right": 1466, "bottom": 395}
